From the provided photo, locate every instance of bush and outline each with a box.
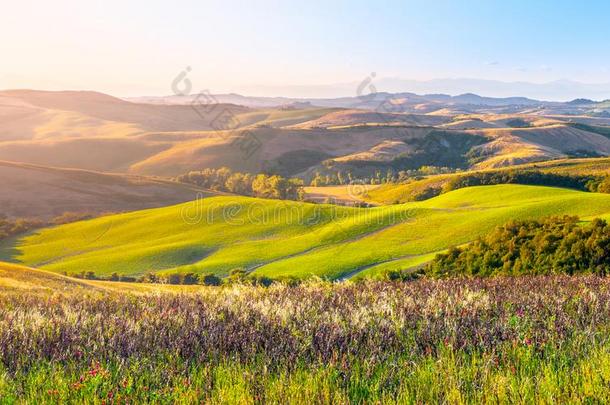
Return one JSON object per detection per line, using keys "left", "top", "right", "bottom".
{"left": 384, "top": 268, "right": 424, "bottom": 281}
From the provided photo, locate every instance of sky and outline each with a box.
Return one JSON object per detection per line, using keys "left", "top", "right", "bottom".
{"left": 1, "top": 0, "right": 609, "bottom": 98}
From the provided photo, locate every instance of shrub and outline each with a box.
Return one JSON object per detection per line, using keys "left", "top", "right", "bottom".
{"left": 250, "top": 275, "right": 274, "bottom": 287}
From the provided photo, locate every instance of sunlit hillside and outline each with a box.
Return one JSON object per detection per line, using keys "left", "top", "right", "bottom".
{"left": 4, "top": 184, "right": 610, "bottom": 280}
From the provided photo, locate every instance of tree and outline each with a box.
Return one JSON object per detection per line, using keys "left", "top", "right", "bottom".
{"left": 226, "top": 268, "right": 247, "bottom": 283}
{"left": 202, "top": 274, "right": 221, "bottom": 286}
{"left": 596, "top": 176, "right": 610, "bottom": 193}
{"left": 167, "top": 273, "right": 182, "bottom": 285}
{"left": 182, "top": 273, "right": 199, "bottom": 285}
{"left": 252, "top": 174, "right": 271, "bottom": 198}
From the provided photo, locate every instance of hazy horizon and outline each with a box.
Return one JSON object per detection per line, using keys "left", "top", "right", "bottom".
{"left": 5, "top": 76, "right": 610, "bottom": 103}
{"left": 1, "top": 0, "right": 608, "bottom": 99}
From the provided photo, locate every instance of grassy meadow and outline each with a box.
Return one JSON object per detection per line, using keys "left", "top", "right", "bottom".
{"left": 4, "top": 184, "right": 610, "bottom": 280}
{"left": 1, "top": 265, "right": 610, "bottom": 403}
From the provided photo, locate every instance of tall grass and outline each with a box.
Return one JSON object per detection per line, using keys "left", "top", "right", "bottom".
{"left": 1, "top": 276, "right": 610, "bottom": 402}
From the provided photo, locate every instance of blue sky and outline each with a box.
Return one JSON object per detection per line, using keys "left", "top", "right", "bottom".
{"left": 0, "top": 0, "right": 608, "bottom": 96}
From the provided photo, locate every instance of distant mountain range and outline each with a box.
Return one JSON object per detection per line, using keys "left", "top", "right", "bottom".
{"left": 369, "top": 78, "right": 610, "bottom": 102}
{"left": 129, "top": 90, "right": 610, "bottom": 115}
{"left": 156, "top": 77, "right": 610, "bottom": 102}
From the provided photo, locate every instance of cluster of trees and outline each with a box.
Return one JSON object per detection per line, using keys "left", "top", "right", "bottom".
{"left": 176, "top": 168, "right": 304, "bottom": 200}
{"left": 175, "top": 165, "right": 461, "bottom": 193}
{"left": 441, "top": 170, "right": 610, "bottom": 196}
{"left": 427, "top": 216, "right": 610, "bottom": 277}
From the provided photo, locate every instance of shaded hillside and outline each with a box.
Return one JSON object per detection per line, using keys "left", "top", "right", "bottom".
{"left": 0, "top": 160, "right": 214, "bottom": 219}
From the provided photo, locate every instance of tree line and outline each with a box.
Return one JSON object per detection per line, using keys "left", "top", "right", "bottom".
{"left": 426, "top": 216, "right": 610, "bottom": 277}
{"left": 176, "top": 168, "right": 305, "bottom": 200}
{"left": 442, "top": 170, "right": 602, "bottom": 193}
{"left": 308, "top": 166, "right": 455, "bottom": 186}
{"left": 405, "top": 170, "right": 610, "bottom": 203}
{"left": 74, "top": 268, "right": 275, "bottom": 287}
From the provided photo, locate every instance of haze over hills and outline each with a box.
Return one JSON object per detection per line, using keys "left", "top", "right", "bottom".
{"left": 5, "top": 2, "right": 610, "bottom": 400}
{"left": 142, "top": 78, "right": 610, "bottom": 103}
{"left": 129, "top": 87, "right": 610, "bottom": 111}
{"left": 2, "top": 89, "right": 610, "bottom": 183}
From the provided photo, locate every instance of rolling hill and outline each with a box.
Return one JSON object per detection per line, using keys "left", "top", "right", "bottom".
{"left": 4, "top": 184, "right": 610, "bottom": 280}
{"left": 363, "top": 157, "right": 610, "bottom": 205}
{"left": 0, "top": 160, "right": 215, "bottom": 219}
{"left": 2, "top": 90, "right": 610, "bottom": 179}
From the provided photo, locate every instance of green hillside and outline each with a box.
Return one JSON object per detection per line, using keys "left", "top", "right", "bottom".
{"left": 3, "top": 184, "right": 610, "bottom": 280}
{"left": 366, "top": 157, "right": 610, "bottom": 204}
